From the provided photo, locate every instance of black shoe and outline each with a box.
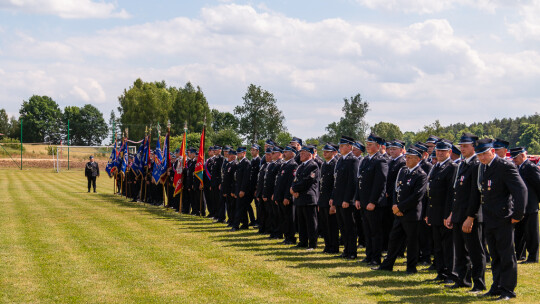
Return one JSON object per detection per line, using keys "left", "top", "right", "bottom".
{"left": 88, "top": 190, "right": 90, "bottom": 193}
{"left": 334, "top": 253, "right": 347, "bottom": 258}
{"left": 249, "top": 222, "right": 256, "bottom": 226}
{"left": 296, "top": 243, "right": 308, "bottom": 248}
{"left": 372, "top": 266, "right": 391, "bottom": 271}
{"left": 440, "top": 279, "right": 454, "bottom": 284}
{"left": 230, "top": 227, "right": 239, "bottom": 232}
{"left": 239, "top": 225, "right": 249, "bottom": 230}
{"left": 427, "top": 275, "right": 445, "bottom": 282}
{"left": 446, "top": 283, "right": 468, "bottom": 289}
{"left": 346, "top": 255, "right": 357, "bottom": 260}
{"left": 360, "top": 258, "right": 370, "bottom": 263}
{"left": 427, "top": 264, "right": 436, "bottom": 270}
{"left": 368, "top": 261, "right": 381, "bottom": 266}
{"left": 520, "top": 260, "right": 538, "bottom": 264}
{"left": 495, "top": 295, "right": 511, "bottom": 301}
{"left": 94, "top": 190, "right": 97, "bottom": 193}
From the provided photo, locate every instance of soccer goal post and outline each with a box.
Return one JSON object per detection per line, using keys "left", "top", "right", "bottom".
{"left": 53, "top": 145, "right": 136, "bottom": 172}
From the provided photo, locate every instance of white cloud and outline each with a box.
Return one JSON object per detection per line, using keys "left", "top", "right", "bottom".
{"left": 1, "top": 3, "right": 539, "bottom": 138}
{"left": 0, "top": 0, "right": 130, "bottom": 19}
{"left": 507, "top": 0, "right": 540, "bottom": 41}
{"left": 355, "top": 0, "right": 521, "bottom": 14}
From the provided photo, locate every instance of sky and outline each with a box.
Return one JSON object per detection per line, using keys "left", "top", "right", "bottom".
{"left": 1, "top": 0, "right": 539, "bottom": 139}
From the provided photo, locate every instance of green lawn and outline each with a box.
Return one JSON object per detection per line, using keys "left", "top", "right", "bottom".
{"left": 1, "top": 168, "right": 539, "bottom": 303}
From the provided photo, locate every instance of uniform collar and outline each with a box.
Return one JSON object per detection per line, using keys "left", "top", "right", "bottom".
{"left": 464, "top": 154, "right": 476, "bottom": 164}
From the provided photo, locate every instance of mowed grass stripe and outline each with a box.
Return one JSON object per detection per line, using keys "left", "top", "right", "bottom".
{"left": 2, "top": 169, "right": 540, "bottom": 303}
{"left": 26, "top": 171, "right": 303, "bottom": 303}
{"left": 0, "top": 170, "right": 48, "bottom": 303}
{"left": 8, "top": 170, "right": 122, "bottom": 303}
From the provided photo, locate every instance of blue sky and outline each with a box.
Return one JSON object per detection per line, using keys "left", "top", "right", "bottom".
{"left": 1, "top": 0, "right": 539, "bottom": 139}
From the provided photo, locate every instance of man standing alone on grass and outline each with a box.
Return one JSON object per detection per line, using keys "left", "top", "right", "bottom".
{"left": 85, "top": 156, "right": 99, "bottom": 193}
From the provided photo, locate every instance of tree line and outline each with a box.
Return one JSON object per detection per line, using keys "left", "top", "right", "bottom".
{"left": 1, "top": 78, "right": 538, "bottom": 154}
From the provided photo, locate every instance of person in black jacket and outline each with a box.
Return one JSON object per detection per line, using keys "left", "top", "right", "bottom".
{"left": 352, "top": 141, "right": 366, "bottom": 249}
{"left": 263, "top": 146, "right": 284, "bottom": 239}
{"left": 85, "top": 156, "right": 100, "bottom": 193}
{"left": 256, "top": 148, "right": 271, "bottom": 234}
{"left": 222, "top": 150, "right": 237, "bottom": 225}
{"left": 444, "top": 133, "right": 486, "bottom": 291}
{"left": 355, "top": 133, "right": 388, "bottom": 266}
{"left": 384, "top": 140, "right": 406, "bottom": 251}
{"left": 292, "top": 145, "right": 320, "bottom": 250}
{"left": 414, "top": 142, "right": 434, "bottom": 266}
{"left": 211, "top": 146, "right": 225, "bottom": 221}
{"left": 249, "top": 144, "right": 262, "bottom": 227}
{"left": 475, "top": 139, "right": 527, "bottom": 301}
{"left": 204, "top": 147, "right": 214, "bottom": 217}
{"left": 231, "top": 147, "right": 252, "bottom": 231}
{"left": 214, "top": 146, "right": 229, "bottom": 223}
{"left": 374, "top": 147, "right": 427, "bottom": 274}
{"left": 511, "top": 147, "right": 540, "bottom": 263}
{"left": 274, "top": 145, "right": 298, "bottom": 244}
{"left": 330, "top": 135, "right": 360, "bottom": 259}
{"left": 318, "top": 143, "right": 339, "bottom": 253}
{"left": 425, "top": 140, "right": 457, "bottom": 283}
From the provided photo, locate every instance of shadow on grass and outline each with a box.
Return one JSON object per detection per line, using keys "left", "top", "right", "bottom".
{"left": 100, "top": 193, "right": 487, "bottom": 303}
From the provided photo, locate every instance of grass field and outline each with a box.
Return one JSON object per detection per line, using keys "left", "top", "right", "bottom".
{"left": 1, "top": 168, "right": 539, "bottom": 303}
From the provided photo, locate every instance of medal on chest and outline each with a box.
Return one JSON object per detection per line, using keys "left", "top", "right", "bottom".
{"left": 487, "top": 180, "right": 491, "bottom": 191}
{"left": 460, "top": 176, "right": 464, "bottom": 185}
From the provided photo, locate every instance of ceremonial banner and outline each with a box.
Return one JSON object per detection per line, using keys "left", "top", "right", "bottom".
{"left": 173, "top": 128, "right": 187, "bottom": 196}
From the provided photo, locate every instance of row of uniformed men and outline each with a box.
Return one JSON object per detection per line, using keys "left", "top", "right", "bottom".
{"left": 124, "top": 132, "right": 538, "bottom": 301}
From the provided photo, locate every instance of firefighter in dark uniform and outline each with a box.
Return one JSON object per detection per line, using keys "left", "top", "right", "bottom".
{"left": 223, "top": 150, "right": 237, "bottom": 225}
{"left": 263, "top": 146, "right": 284, "bottom": 239}
{"left": 511, "top": 147, "right": 540, "bottom": 263}
{"left": 204, "top": 147, "right": 215, "bottom": 217}
{"left": 414, "top": 142, "right": 434, "bottom": 266}
{"left": 493, "top": 138, "right": 510, "bottom": 160}
{"left": 451, "top": 144, "right": 462, "bottom": 164}
{"left": 290, "top": 137, "right": 302, "bottom": 164}
{"left": 352, "top": 141, "right": 366, "bottom": 249}
{"left": 384, "top": 140, "right": 406, "bottom": 251}
{"left": 249, "top": 144, "right": 262, "bottom": 227}
{"left": 312, "top": 146, "right": 324, "bottom": 168}
{"left": 231, "top": 147, "right": 251, "bottom": 231}
{"left": 212, "top": 146, "right": 226, "bottom": 222}
{"left": 425, "top": 140, "right": 457, "bottom": 283}
{"left": 425, "top": 135, "right": 440, "bottom": 163}
{"left": 256, "top": 148, "right": 272, "bottom": 234}
{"left": 215, "top": 146, "right": 230, "bottom": 223}
{"left": 318, "top": 143, "right": 339, "bottom": 253}
{"left": 355, "top": 134, "right": 388, "bottom": 266}
{"left": 85, "top": 156, "right": 100, "bottom": 193}
{"left": 274, "top": 145, "right": 298, "bottom": 244}
{"left": 445, "top": 133, "right": 486, "bottom": 291}
{"left": 183, "top": 148, "right": 196, "bottom": 213}
{"left": 292, "top": 145, "right": 320, "bottom": 250}
{"left": 475, "top": 138, "right": 527, "bottom": 301}
{"left": 374, "top": 147, "right": 427, "bottom": 274}
{"left": 330, "top": 136, "right": 359, "bottom": 259}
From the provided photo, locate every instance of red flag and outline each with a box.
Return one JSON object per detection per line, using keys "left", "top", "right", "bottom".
{"left": 173, "top": 128, "right": 187, "bottom": 196}
{"left": 194, "top": 126, "right": 205, "bottom": 185}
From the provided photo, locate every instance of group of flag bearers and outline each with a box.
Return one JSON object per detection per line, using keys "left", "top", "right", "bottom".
{"left": 104, "top": 125, "right": 539, "bottom": 301}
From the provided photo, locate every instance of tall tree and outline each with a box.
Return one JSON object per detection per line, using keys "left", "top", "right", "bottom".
{"left": 517, "top": 123, "right": 540, "bottom": 154}
{"left": 321, "top": 93, "right": 369, "bottom": 143}
{"left": 19, "top": 95, "right": 62, "bottom": 143}
{"left": 170, "top": 82, "right": 212, "bottom": 135}
{"left": 63, "top": 105, "right": 108, "bottom": 146}
{"left": 117, "top": 78, "right": 173, "bottom": 140}
{"left": 0, "top": 109, "right": 9, "bottom": 135}
{"left": 234, "top": 84, "right": 285, "bottom": 143}
{"left": 211, "top": 109, "right": 239, "bottom": 132}
{"left": 371, "top": 122, "right": 403, "bottom": 141}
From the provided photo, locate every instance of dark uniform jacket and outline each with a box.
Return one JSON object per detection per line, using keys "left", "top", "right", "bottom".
{"left": 426, "top": 158, "right": 457, "bottom": 226}
{"left": 263, "top": 159, "right": 283, "bottom": 199}
{"left": 274, "top": 158, "right": 297, "bottom": 203}
{"left": 519, "top": 159, "right": 540, "bottom": 214}
{"left": 331, "top": 152, "right": 359, "bottom": 207}
{"left": 355, "top": 152, "right": 388, "bottom": 208}
{"left": 85, "top": 161, "right": 99, "bottom": 177}
{"left": 394, "top": 165, "right": 427, "bottom": 222}
{"left": 185, "top": 159, "right": 195, "bottom": 190}
{"left": 474, "top": 156, "right": 527, "bottom": 228}
{"left": 318, "top": 157, "right": 337, "bottom": 207}
{"left": 249, "top": 156, "right": 261, "bottom": 193}
{"left": 292, "top": 159, "right": 319, "bottom": 206}
{"left": 222, "top": 160, "right": 237, "bottom": 196}
{"left": 256, "top": 161, "right": 268, "bottom": 198}
{"left": 211, "top": 154, "right": 224, "bottom": 189}
{"left": 313, "top": 155, "right": 323, "bottom": 169}
{"left": 386, "top": 155, "right": 406, "bottom": 206}
{"left": 451, "top": 155, "right": 482, "bottom": 224}
{"left": 234, "top": 157, "right": 251, "bottom": 196}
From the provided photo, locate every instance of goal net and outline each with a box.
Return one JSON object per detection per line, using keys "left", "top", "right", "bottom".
{"left": 53, "top": 145, "right": 136, "bottom": 172}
